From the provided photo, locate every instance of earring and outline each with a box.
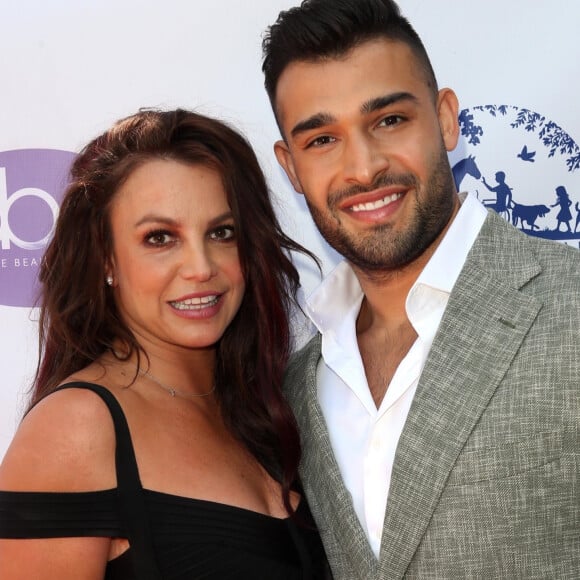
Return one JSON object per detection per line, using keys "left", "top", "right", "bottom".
{"left": 106, "top": 276, "right": 114, "bottom": 286}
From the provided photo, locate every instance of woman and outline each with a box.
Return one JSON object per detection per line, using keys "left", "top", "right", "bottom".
{"left": 0, "top": 109, "right": 328, "bottom": 579}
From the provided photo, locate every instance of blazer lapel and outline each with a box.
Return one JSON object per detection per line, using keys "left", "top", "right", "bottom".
{"left": 378, "top": 213, "right": 543, "bottom": 579}
{"left": 288, "top": 335, "right": 378, "bottom": 579}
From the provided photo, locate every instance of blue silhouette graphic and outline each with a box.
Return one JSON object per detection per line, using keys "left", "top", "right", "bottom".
{"left": 452, "top": 155, "right": 481, "bottom": 189}
{"left": 481, "top": 171, "right": 513, "bottom": 221}
{"left": 517, "top": 145, "right": 536, "bottom": 162}
{"left": 458, "top": 109, "right": 484, "bottom": 145}
{"left": 455, "top": 104, "right": 580, "bottom": 244}
{"left": 552, "top": 185, "right": 573, "bottom": 232}
{"left": 461, "top": 105, "right": 580, "bottom": 171}
{"left": 511, "top": 202, "right": 550, "bottom": 231}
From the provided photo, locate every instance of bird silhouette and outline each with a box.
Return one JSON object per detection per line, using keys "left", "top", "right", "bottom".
{"left": 517, "top": 145, "right": 536, "bottom": 162}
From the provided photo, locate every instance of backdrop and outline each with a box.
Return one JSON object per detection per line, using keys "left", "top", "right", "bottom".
{"left": 2, "top": 0, "right": 579, "bottom": 459}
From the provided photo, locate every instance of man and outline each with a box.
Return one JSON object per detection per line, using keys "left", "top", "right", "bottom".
{"left": 262, "top": 1, "right": 580, "bottom": 578}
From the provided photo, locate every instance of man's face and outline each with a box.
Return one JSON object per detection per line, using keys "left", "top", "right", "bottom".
{"left": 274, "top": 39, "right": 460, "bottom": 275}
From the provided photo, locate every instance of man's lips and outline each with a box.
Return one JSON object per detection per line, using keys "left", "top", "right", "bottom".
{"left": 340, "top": 188, "right": 406, "bottom": 213}
{"left": 350, "top": 191, "right": 404, "bottom": 212}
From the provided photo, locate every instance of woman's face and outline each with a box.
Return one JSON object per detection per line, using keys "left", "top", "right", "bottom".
{"left": 107, "top": 158, "right": 245, "bottom": 354}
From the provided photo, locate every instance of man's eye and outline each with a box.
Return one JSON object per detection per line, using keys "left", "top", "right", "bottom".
{"left": 308, "top": 135, "right": 336, "bottom": 148}
{"left": 378, "top": 115, "right": 404, "bottom": 127}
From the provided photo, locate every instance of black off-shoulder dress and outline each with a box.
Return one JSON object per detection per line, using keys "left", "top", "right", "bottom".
{"left": 0, "top": 382, "right": 330, "bottom": 579}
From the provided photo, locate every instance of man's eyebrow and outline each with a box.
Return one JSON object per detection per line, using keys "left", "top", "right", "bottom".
{"left": 290, "top": 112, "right": 337, "bottom": 139}
{"left": 361, "top": 92, "right": 418, "bottom": 114}
{"left": 289, "top": 92, "right": 419, "bottom": 139}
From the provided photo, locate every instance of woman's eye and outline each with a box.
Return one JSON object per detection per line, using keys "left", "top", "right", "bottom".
{"left": 210, "top": 225, "right": 235, "bottom": 241}
{"left": 145, "top": 230, "right": 174, "bottom": 246}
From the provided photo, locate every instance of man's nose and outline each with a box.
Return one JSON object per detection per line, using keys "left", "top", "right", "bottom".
{"left": 342, "top": 133, "right": 389, "bottom": 185}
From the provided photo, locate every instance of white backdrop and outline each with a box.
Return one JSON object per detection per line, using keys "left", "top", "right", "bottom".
{"left": 2, "top": 1, "right": 579, "bottom": 459}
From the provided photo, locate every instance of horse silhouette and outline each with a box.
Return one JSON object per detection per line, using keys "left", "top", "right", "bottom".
{"left": 452, "top": 155, "right": 481, "bottom": 190}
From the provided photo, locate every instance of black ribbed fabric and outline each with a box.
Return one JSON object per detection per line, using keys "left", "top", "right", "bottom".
{"left": 0, "top": 382, "right": 330, "bottom": 579}
{"left": 0, "top": 488, "right": 120, "bottom": 538}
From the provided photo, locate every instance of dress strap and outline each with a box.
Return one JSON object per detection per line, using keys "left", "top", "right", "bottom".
{"left": 55, "top": 382, "right": 163, "bottom": 580}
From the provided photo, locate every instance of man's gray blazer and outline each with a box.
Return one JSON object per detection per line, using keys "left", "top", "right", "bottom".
{"left": 285, "top": 210, "right": 580, "bottom": 579}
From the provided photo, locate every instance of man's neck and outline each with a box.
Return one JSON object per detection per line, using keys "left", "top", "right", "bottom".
{"left": 354, "top": 196, "right": 461, "bottom": 334}
{"left": 355, "top": 263, "right": 420, "bottom": 335}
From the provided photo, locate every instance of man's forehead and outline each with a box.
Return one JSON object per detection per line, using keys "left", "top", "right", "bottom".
{"left": 274, "top": 40, "right": 427, "bottom": 133}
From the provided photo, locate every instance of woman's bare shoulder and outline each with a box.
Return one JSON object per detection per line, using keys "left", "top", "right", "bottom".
{"left": 0, "top": 384, "right": 117, "bottom": 492}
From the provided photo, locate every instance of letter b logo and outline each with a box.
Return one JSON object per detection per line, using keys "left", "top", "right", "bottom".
{"left": 0, "top": 149, "right": 75, "bottom": 307}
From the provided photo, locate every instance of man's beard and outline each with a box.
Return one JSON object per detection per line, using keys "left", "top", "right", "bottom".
{"left": 305, "top": 147, "right": 457, "bottom": 274}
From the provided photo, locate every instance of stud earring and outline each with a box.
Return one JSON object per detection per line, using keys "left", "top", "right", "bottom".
{"left": 106, "top": 276, "right": 114, "bottom": 286}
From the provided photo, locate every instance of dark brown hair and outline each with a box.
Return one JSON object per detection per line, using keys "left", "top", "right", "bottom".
{"left": 262, "top": 0, "right": 438, "bottom": 130}
{"left": 33, "top": 108, "right": 316, "bottom": 512}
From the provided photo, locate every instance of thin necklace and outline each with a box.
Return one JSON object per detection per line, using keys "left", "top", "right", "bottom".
{"left": 139, "top": 368, "right": 216, "bottom": 399}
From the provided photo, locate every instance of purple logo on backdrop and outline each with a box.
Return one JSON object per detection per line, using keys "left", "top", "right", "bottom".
{"left": 0, "top": 149, "right": 75, "bottom": 307}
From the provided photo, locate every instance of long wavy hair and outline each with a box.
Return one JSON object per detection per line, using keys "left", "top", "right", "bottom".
{"left": 32, "top": 108, "right": 317, "bottom": 513}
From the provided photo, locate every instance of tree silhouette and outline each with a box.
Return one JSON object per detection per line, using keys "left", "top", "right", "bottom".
{"left": 457, "top": 105, "right": 579, "bottom": 173}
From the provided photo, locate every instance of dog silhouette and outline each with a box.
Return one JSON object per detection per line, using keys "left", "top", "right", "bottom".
{"left": 511, "top": 202, "right": 550, "bottom": 230}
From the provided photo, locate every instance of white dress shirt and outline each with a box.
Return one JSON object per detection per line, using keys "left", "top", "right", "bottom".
{"left": 304, "top": 193, "right": 488, "bottom": 557}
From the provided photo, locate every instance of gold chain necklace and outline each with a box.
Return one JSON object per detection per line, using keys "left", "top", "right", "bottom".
{"left": 139, "top": 368, "right": 216, "bottom": 399}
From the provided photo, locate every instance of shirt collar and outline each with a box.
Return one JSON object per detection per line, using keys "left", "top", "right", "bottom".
{"left": 414, "top": 191, "right": 488, "bottom": 294}
{"left": 306, "top": 192, "right": 488, "bottom": 334}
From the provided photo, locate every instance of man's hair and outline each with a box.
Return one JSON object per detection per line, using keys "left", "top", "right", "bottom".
{"left": 262, "top": 0, "right": 438, "bottom": 118}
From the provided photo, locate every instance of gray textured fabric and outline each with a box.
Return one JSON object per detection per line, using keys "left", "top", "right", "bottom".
{"left": 285, "top": 210, "right": 580, "bottom": 579}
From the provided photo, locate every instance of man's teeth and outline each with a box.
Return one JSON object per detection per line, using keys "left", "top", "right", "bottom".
{"left": 351, "top": 192, "right": 402, "bottom": 212}
{"left": 171, "top": 295, "right": 219, "bottom": 310}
